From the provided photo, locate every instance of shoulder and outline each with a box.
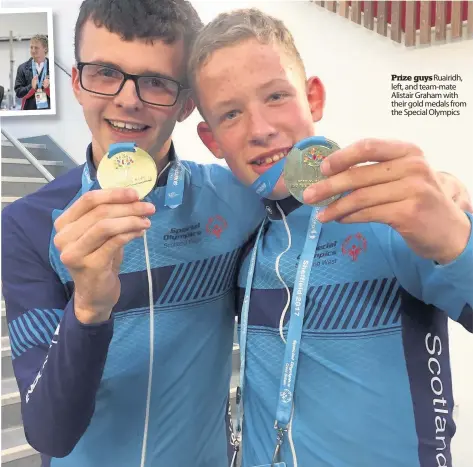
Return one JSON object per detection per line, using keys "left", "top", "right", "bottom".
{"left": 17, "top": 60, "right": 30, "bottom": 70}
{"left": 2, "top": 165, "right": 83, "bottom": 253}
{"left": 184, "top": 161, "right": 262, "bottom": 204}
{"left": 183, "top": 161, "right": 265, "bottom": 236}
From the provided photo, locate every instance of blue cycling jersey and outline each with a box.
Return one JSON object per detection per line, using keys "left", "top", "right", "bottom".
{"left": 1, "top": 144, "right": 265, "bottom": 467}
{"left": 237, "top": 196, "right": 472, "bottom": 467}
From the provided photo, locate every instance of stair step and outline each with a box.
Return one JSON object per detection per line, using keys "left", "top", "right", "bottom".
{"left": 2, "top": 197, "right": 21, "bottom": 202}
{"left": 1, "top": 177, "right": 48, "bottom": 184}
{"left": 2, "top": 158, "right": 62, "bottom": 166}
{"left": 2, "top": 301, "right": 7, "bottom": 338}
{"left": 2, "top": 377, "right": 20, "bottom": 401}
{"left": 1, "top": 159, "right": 64, "bottom": 178}
{"left": 2, "top": 335, "right": 11, "bottom": 354}
{"left": 1, "top": 141, "right": 47, "bottom": 149}
{"left": 2, "top": 197, "right": 21, "bottom": 211}
{"left": 2, "top": 314, "right": 7, "bottom": 337}
{"left": 2, "top": 377, "right": 22, "bottom": 429}
{"left": 230, "top": 371, "right": 239, "bottom": 399}
{"left": 1, "top": 453, "right": 42, "bottom": 467}
{"left": 1, "top": 178, "right": 47, "bottom": 198}
{"left": 1, "top": 426, "right": 40, "bottom": 465}
{"left": 0, "top": 141, "right": 48, "bottom": 165}
{"left": 232, "top": 343, "right": 240, "bottom": 376}
{"left": 2, "top": 336, "right": 14, "bottom": 379}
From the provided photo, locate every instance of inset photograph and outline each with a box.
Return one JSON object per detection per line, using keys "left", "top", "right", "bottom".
{"left": 0, "top": 8, "right": 55, "bottom": 116}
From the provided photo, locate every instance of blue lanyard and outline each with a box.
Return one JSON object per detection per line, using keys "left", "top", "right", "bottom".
{"left": 31, "top": 59, "right": 47, "bottom": 89}
{"left": 236, "top": 206, "right": 323, "bottom": 462}
{"left": 235, "top": 218, "right": 266, "bottom": 436}
{"left": 275, "top": 207, "right": 321, "bottom": 428}
{"left": 164, "top": 162, "right": 185, "bottom": 209}
{"left": 81, "top": 163, "right": 95, "bottom": 193}
{"left": 81, "top": 142, "right": 185, "bottom": 208}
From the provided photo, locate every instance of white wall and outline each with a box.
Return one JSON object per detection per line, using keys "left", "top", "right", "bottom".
{"left": 0, "top": 11, "right": 48, "bottom": 98}
{"left": 1, "top": 1, "right": 472, "bottom": 464}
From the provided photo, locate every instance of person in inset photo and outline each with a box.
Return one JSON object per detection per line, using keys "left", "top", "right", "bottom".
{"left": 14, "top": 34, "right": 51, "bottom": 111}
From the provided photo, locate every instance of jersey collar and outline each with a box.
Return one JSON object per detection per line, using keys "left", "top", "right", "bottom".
{"left": 263, "top": 196, "right": 303, "bottom": 221}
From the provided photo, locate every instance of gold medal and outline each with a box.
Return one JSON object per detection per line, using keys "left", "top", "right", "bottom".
{"left": 97, "top": 147, "right": 158, "bottom": 200}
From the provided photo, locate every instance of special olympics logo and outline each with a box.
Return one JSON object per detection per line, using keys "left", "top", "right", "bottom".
{"left": 303, "top": 147, "right": 325, "bottom": 168}
{"left": 280, "top": 389, "right": 292, "bottom": 404}
{"left": 342, "top": 233, "right": 367, "bottom": 262}
{"left": 206, "top": 215, "right": 228, "bottom": 239}
{"left": 113, "top": 153, "right": 135, "bottom": 170}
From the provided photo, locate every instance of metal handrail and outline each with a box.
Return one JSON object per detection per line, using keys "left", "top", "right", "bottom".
{"left": 55, "top": 60, "right": 72, "bottom": 78}
{"left": 1, "top": 128, "right": 54, "bottom": 181}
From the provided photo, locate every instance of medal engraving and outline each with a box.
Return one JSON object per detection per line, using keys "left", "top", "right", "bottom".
{"left": 283, "top": 138, "right": 341, "bottom": 206}
{"left": 97, "top": 147, "right": 158, "bottom": 199}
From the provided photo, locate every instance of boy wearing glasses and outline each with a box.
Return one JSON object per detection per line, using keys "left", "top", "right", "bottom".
{"left": 2, "top": 1, "right": 263, "bottom": 466}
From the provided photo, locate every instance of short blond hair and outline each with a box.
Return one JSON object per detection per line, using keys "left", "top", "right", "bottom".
{"left": 31, "top": 34, "right": 49, "bottom": 53}
{"left": 188, "top": 8, "right": 306, "bottom": 95}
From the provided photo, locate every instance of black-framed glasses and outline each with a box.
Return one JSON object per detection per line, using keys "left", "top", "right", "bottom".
{"left": 77, "top": 62, "right": 187, "bottom": 107}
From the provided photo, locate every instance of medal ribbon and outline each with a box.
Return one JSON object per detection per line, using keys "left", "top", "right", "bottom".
{"left": 236, "top": 206, "right": 323, "bottom": 464}
{"left": 164, "top": 161, "right": 185, "bottom": 209}
{"left": 31, "top": 59, "right": 47, "bottom": 89}
{"left": 81, "top": 164, "right": 96, "bottom": 193}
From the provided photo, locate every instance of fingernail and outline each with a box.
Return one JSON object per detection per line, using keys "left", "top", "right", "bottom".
{"left": 321, "top": 159, "right": 330, "bottom": 175}
{"left": 316, "top": 211, "right": 325, "bottom": 222}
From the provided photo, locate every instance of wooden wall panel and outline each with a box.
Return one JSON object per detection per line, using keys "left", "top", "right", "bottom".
{"left": 364, "top": 1, "right": 374, "bottom": 30}
{"left": 351, "top": 1, "right": 362, "bottom": 24}
{"left": 377, "top": 1, "right": 388, "bottom": 36}
{"left": 405, "top": 1, "right": 417, "bottom": 46}
{"left": 391, "top": 1, "right": 402, "bottom": 43}
{"left": 435, "top": 1, "right": 447, "bottom": 41}
{"left": 419, "top": 1, "right": 432, "bottom": 44}
{"left": 326, "top": 1, "right": 337, "bottom": 13}
{"left": 339, "top": 1, "right": 350, "bottom": 18}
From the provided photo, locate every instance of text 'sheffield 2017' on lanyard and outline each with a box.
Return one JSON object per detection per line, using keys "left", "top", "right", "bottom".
{"left": 236, "top": 138, "right": 326, "bottom": 467}
{"left": 236, "top": 208, "right": 322, "bottom": 467}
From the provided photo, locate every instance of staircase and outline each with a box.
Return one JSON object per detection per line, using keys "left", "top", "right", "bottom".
{"left": 1, "top": 135, "right": 74, "bottom": 467}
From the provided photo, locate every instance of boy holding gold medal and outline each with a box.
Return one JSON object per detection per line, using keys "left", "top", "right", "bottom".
{"left": 189, "top": 8, "right": 473, "bottom": 467}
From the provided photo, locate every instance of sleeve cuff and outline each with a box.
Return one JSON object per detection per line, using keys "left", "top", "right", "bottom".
{"left": 64, "top": 296, "right": 114, "bottom": 335}
{"left": 435, "top": 211, "right": 473, "bottom": 279}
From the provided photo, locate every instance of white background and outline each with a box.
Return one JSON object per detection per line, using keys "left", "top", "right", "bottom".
{"left": 1, "top": 1, "right": 472, "bottom": 464}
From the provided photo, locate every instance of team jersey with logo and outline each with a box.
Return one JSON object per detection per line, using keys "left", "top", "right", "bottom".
{"left": 1, "top": 144, "right": 265, "bottom": 467}
{"left": 237, "top": 197, "right": 472, "bottom": 467}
